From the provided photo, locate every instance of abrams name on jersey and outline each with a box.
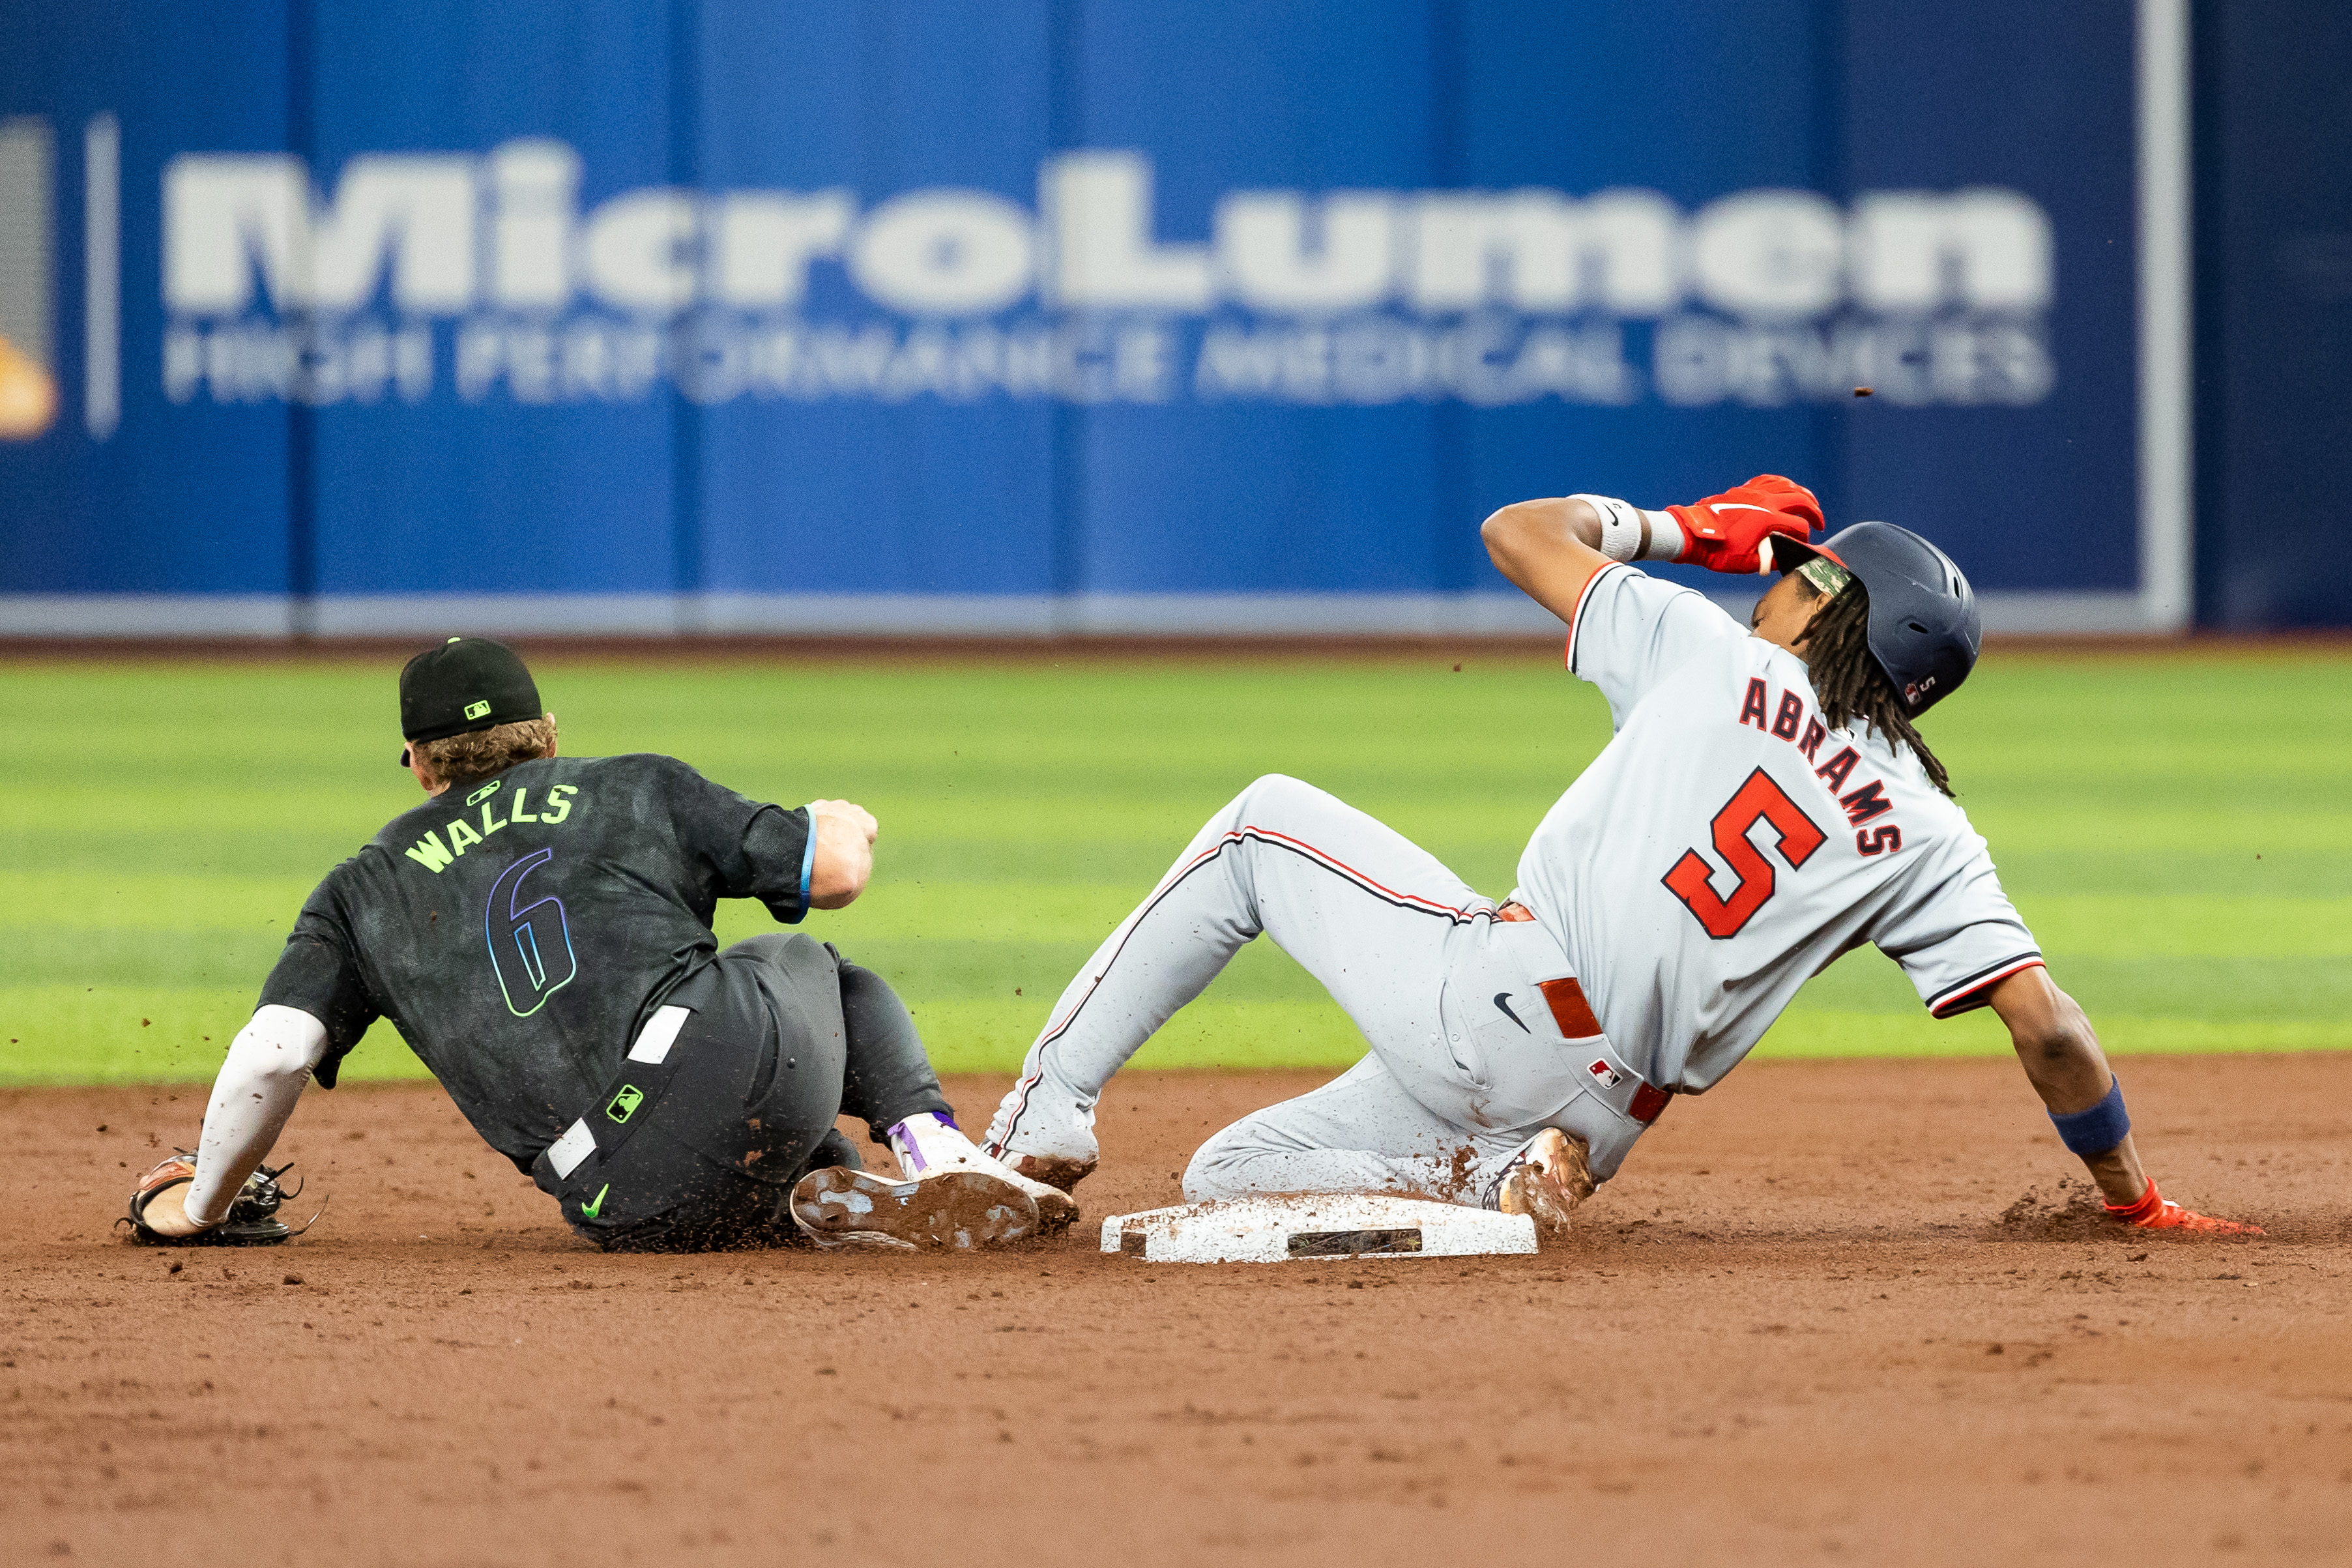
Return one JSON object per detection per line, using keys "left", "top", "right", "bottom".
{"left": 1734, "top": 673, "right": 1907, "bottom": 859}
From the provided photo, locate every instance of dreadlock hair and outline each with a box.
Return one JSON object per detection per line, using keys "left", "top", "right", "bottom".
{"left": 1790, "top": 573, "right": 1954, "bottom": 798}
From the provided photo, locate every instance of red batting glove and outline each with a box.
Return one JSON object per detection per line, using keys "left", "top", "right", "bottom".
{"left": 1667, "top": 474, "right": 1825, "bottom": 575}
{"left": 2104, "top": 1178, "right": 2263, "bottom": 1236}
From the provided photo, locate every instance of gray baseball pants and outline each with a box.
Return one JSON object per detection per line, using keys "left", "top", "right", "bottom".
{"left": 983, "top": 774, "right": 1651, "bottom": 1202}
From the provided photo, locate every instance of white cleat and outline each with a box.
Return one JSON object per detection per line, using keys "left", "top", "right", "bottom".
{"left": 945, "top": 1147, "right": 1084, "bottom": 1233}
{"left": 896, "top": 1142, "right": 1084, "bottom": 1233}
{"left": 998, "top": 1150, "right": 1097, "bottom": 1200}
{"left": 788, "top": 1167, "right": 1039, "bottom": 1252}
{"left": 981, "top": 1092, "right": 1099, "bottom": 1208}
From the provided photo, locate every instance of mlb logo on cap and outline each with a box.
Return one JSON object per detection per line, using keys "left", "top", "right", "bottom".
{"left": 1587, "top": 1058, "right": 1621, "bottom": 1089}
{"left": 464, "top": 700, "right": 491, "bottom": 719}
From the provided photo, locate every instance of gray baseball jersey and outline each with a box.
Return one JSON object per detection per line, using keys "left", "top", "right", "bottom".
{"left": 1513, "top": 562, "right": 2042, "bottom": 1092}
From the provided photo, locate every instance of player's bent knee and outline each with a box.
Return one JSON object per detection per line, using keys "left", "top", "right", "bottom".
{"left": 1181, "top": 1152, "right": 1251, "bottom": 1204}
{"left": 723, "top": 929, "right": 830, "bottom": 975}
{"left": 1181, "top": 1116, "right": 1294, "bottom": 1201}
{"left": 1180, "top": 1126, "right": 1257, "bottom": 1202}
{"left": 1241, "top": 771, "right": 1308, "bottom": 802}
{"left": 1230, "top": 772, "right": 1333, "bottom": 825}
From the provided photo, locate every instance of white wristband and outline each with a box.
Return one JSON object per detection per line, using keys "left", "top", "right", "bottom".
{"left": 1569, "top": 495, "right": 1685, "bottom": 563}
{"left": 1569, "top": 494, "right": 1646, "bottom": 562}
{"left": 1640, "top": 510, "right": 1684, "bottom": 561}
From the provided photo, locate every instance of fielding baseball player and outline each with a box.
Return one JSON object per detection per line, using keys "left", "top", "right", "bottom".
{"left": 983, "top": 477, "right": 2258, "bottom": 1238}
{"left": 122, "top": 637, "right": 1069, "bottom": 1253}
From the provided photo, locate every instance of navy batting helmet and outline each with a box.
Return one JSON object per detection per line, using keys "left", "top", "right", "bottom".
{"left": 1771, "top": 522, "right": 1981, "bottom": 716}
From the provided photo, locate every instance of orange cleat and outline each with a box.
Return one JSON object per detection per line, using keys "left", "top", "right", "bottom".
{"left": 2105, "top": 1178, "right": 2263, "bottom": 1236}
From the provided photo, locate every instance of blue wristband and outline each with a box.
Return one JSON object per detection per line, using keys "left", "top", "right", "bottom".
{"left": 781, "top": 804, "right": 817, "bottom": 925}
{"left": 2049, "top": 1076, "right": 2129, "bottom": 1156}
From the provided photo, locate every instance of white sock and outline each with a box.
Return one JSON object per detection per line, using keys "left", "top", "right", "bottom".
{"left": 887, "top": 1111, "right": 983, "bottom": 1176}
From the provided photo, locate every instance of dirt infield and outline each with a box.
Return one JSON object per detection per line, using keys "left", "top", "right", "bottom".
{"left": 8, "top": 1055, "right": 2349, "bottom": 1567}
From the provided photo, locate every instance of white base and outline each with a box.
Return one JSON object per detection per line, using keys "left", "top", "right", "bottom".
{"left": 1101, "top": 1195, "right": 1538, "bottom": 1264}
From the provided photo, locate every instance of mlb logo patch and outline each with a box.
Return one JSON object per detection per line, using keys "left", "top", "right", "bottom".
{"left": 1586, "top": 1058, "right": 1621, "bottom": 1089}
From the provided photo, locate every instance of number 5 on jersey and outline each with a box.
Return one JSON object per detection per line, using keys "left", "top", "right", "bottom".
{"left": 1662, "top": 768, "right": 1828, "bottom": 939}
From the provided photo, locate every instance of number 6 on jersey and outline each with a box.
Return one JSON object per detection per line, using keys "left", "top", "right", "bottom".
{"left": 1662, "top": 768, "right": 1827, "bottom": 938}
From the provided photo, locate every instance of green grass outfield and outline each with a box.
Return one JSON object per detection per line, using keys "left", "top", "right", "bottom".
{"left": 3, "top": 646, "right": 2347, "bottom": 1087}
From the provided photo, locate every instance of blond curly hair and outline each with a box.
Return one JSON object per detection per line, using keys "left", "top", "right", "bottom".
{"left": 413, "top": 715, "right": 557, "bottom": 789}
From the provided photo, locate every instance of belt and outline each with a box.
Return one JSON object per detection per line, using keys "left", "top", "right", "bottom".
{"left": 538, "top": 971, "right": 718, "bottom": 1193}
{"left": 1496, "top": 901, "right": 1674, "bottom": 1126}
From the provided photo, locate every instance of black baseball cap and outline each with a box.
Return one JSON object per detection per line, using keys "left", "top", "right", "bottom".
{"left": 398, "top": 637, "right": 542, "bottom": 762}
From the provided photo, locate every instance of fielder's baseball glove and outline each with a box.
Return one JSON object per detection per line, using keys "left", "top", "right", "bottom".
{"left": 119, "top": 1151, "right": 302, "bottom": 1246}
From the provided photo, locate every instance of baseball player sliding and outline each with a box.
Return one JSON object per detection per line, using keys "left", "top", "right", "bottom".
{"left": 123, "top": 637, "right": 1068, "bottom": 1253}
{"left": 985, "top": 477, "right": 2258, "bottom": 1238}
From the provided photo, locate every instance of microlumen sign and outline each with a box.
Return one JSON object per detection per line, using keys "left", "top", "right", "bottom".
{"left": 163, "top": 144, "right": 2055, "bottom": 412}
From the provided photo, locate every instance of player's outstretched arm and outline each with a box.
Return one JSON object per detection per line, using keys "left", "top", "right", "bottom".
{"left": 1986, "top": 968, "right": 2259, "bottom": 1234}
{"left": 127, "top": 1004, "right": 326, "bottom": 1240}
{"left": 807, "top": 798, "right": 879, "bottom": 909}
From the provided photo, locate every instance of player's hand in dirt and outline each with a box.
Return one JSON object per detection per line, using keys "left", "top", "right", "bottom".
{"left": 1496, "top": 1127, "right": 1593, "bottom": 1240}
{"left": 2105, "top": 1178, "right": 2263, "bottom": 1236}
{"left": 126, "top": 1157, "right": 211, "bottom": 1238}
{"left": 119, "top": 1152, "right": 301, "bottom": 1245}
{"left": 1668, "top": 474, "right": 1824, "bottom": 575}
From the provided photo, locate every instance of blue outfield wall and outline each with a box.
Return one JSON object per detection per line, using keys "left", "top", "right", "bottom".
{"left": 0, "top": 0, "right": 2203, "bottom": 636}
{"left": 2192, "top": 0, "right": 2352, "bottom": 630}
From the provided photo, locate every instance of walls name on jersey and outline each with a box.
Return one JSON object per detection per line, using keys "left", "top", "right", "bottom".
{"left": 1735, "top": 678, "right": 1904, "bottom": 857}
{"left": 402, "top": 783, "right": 581, "bottom": 873}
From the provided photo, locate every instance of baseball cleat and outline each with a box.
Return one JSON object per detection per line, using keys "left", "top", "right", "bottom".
{"left": 1002, "top": 1152, "right": 1096, "bottom": 1198}
{"left": 787, "top": 1167, "right": 1039, "bottom": 1251}
{"left": 1496, "top": 1128, "right": 1594, "bottom": 1240}
{"left": 888, "top": 1111, "right": 1084, "bottom": 1232}
{"left": 925, "top": 1148, "right": 1083, "bottom": 1233}
{"left": 889, "top": 1139, "right": 1083, "bottom": 1232}
{"left": 980, "top": 1093, "right": 1099, "bottom": 1197}
{"left": 2104, "top": 1177, "right": 2263, "bottom": 1236}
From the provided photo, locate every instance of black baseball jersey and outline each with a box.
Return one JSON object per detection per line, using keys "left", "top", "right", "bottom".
{"left": 258, "top": 753, "right": 813, "bottom": 1169}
